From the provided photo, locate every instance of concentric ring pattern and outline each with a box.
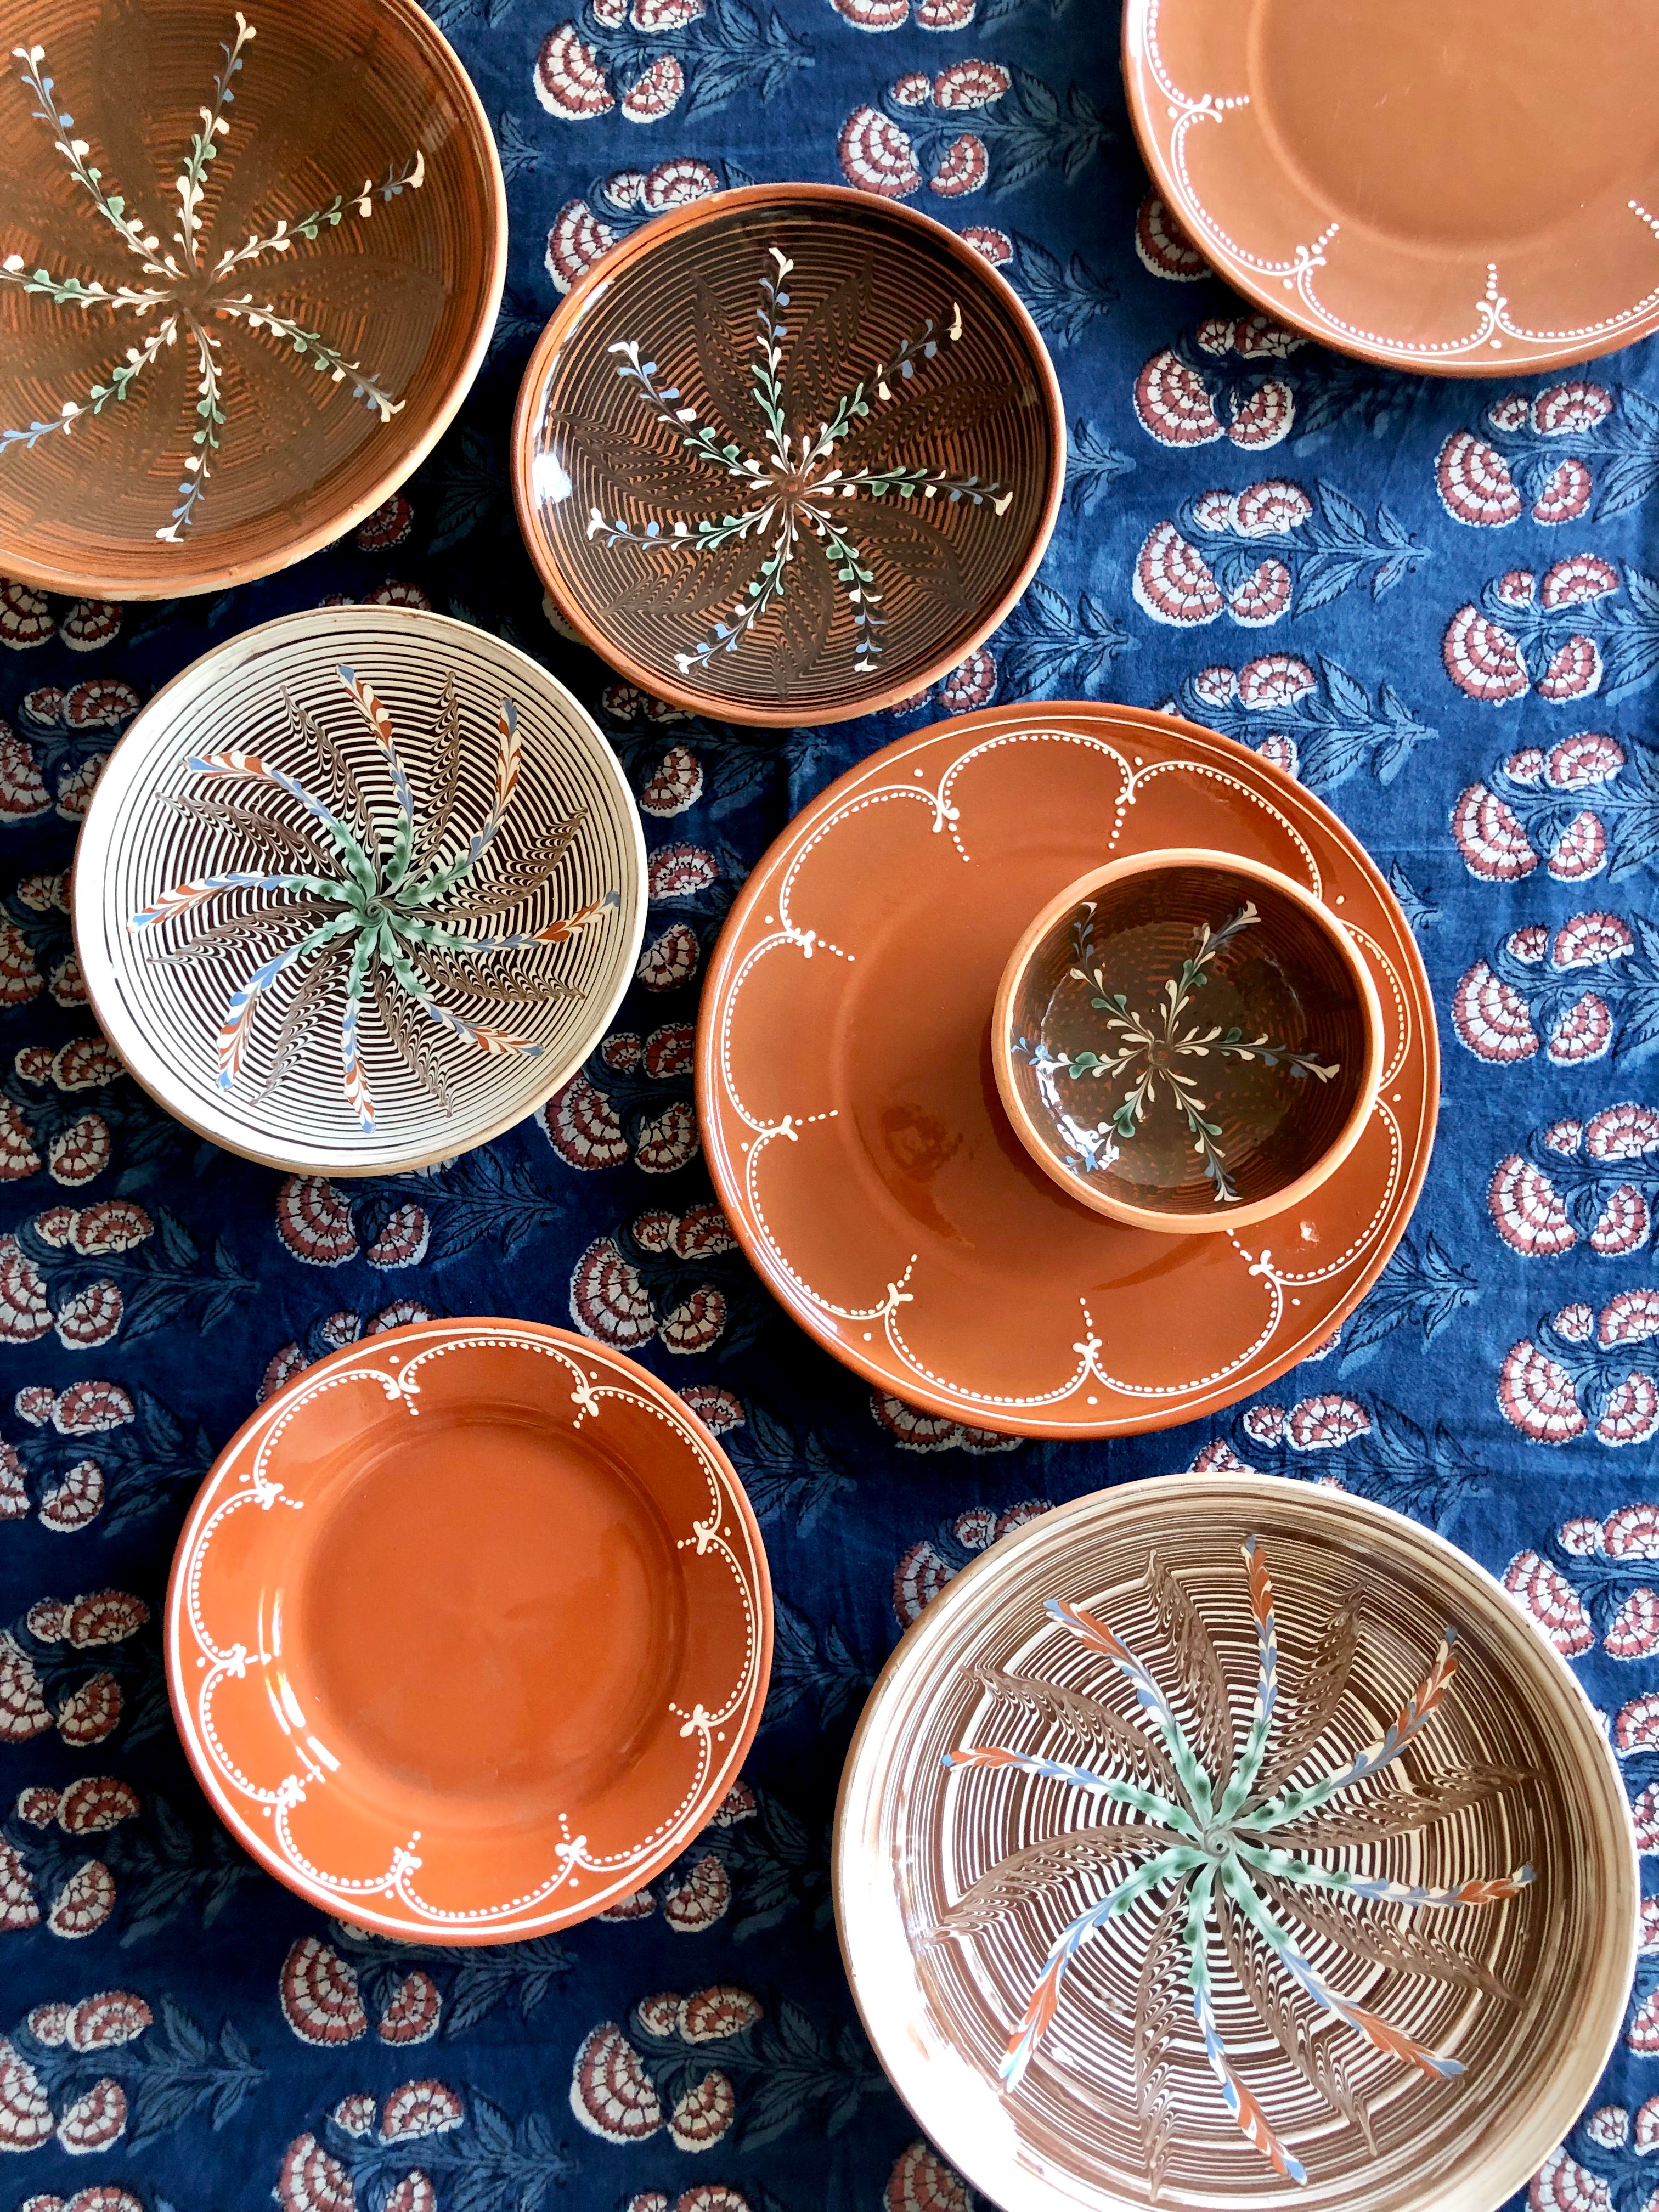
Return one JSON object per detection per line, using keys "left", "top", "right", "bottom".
{"left": 836, "top": 1476, "right": 1637, "bottom": 2212}
{"left": 74, "top": 606, "right": 645, "bottom": 1172}
{"left": 514, "top": 184, "right": 1063, "bottom": 725}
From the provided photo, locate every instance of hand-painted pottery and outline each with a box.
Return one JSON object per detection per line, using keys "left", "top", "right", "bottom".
{"left": 695, "top": 703, "right": 1436, "bottom": 1440}
{"left": 1124, "top": 0, "right": 1659, "bottom": 373}
{"left": 994, "top": 850, "right": 1383, "bottom": 1233}
{"left": 166, "top": 1318, "right": 772, "bottom": 1942}
{"left": 835, "top": 1475, "right": 1637, "bottom": 2212}
{"left": 0, "top": 0, "right": 504, "bottom": 596}
{"left": 511, "top": 182, "right": 1064, "bottom": 727}
{"left": 73, "top": 605, "right": 646, "bottom": 1175}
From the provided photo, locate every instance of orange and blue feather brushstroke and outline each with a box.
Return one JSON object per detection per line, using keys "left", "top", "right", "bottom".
{"left": 937, "top": 1539, "right": 1534, "bottom": 2184}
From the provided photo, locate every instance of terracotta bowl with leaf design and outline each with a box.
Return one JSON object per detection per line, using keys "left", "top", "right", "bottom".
{"left": 512, "top": 182, "right": 1065, "bottom": 727}
{"left": 0, "top": 0, "right": 504, "bottom": 597}
{"left": 993, "top": 849, "right": 1383, "bottom": 1233}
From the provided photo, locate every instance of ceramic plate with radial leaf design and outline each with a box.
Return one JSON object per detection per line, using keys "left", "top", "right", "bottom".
{"left": 0, "top": 0, "right": 504, "bottom": 596}
{"left": 836, "top": 1475, "right": 1637, "bottom": 2212}
{"left": 512, "top": 183, "right": 1064, "bottom": 727}
{"left": 72, "top": 606, "right": 645, "bottom": 1175}
{"left": 167, "top": 1320, "right": 772, "bottom": 1942}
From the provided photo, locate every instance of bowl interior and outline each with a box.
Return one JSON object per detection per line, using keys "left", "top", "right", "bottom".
{"left": 0, "top": 0, "right": 500, "bottom": 593}
{"left": 517, "top": 189, "right": 1060, "bottom": 721}
{"left": 1004, "top": 861, "right": 1370, "bottom": 1217}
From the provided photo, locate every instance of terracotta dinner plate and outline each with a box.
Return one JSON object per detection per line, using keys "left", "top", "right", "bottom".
{"left": 74, "top": 606, "right": 647, "bottom": 1176}
{"left": 695, "top": 703, "right": 1436, "bottom": 1439}
{"left": 1124, "top": 0, "right": 1659, "bottom": 373}
{"left": 0, "top": 0, "right": 504, "bottom": 596}
{"left": 513, "top": 183, "right": 1063, "bottom": 726}
{"left": 836, "top": 1475, "right": 1637, "bottom": 2212}
{"left": 166, "top": 1319, "right": 772, "bottom": 1942}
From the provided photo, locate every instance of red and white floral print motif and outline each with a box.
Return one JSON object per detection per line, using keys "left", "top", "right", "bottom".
{"left": 885, "top": 2138, "right": 973, "bottom": 2212}
{"left": 1503, "top": 1553, "right": 1594, "bottom": 1654}
{"left": 1134, "top": 193, "right": 1209, "bottom": 279}
{"left": 1530, "top": 2147, "right": 1613, "bottom": 2211}
{"left": 662, "top": 1852, "right": 730, "bottom": 1933}
{"left": 571, "top": 2023, "right": 664, "bottom": 2141}
{"left": 280, "top": 1936, "right": 369, "bottom": 2045}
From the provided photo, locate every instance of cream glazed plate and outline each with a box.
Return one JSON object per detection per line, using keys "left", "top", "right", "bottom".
{"left": 834, "top": 1476, "right": 1637, "bottom": 2212}
{"left": 74, "top": 605, "right": 646, "bottom": 1173}
{"left": 695, "top": 703, "right": 1436, "bottom": 1440}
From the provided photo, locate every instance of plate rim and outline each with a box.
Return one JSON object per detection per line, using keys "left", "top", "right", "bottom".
{"left": 70, "top": 602, "right": 649, "bottom": 1177}
{"left": 163, "top": 1316, "right": 775, "bottom": 1944}
{"left": 509, "top": 179, "right": 1067, "bottom": 729}
{"left": 0, "top": 0, "right": 509, "bottom": 600}
{"left": 693, "top": 699, "right": 1441, "bottom": 1438}
{"left": 1120, "top": 0, "right": 1659, "bottom": 376}
{"left": 832, "top": 1471, "right": 1640, "bottom": 2212}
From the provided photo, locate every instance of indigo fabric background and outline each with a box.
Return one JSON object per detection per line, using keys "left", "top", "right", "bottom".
{"left": 3, "top": 3, "right": 1659, "bottom": 2209}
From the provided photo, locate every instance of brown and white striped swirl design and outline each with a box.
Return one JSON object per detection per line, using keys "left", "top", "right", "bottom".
{"left": 74, "top": 606, "right": 645, "bottom": 1173}
{"left": 836, "top": 1476, "right": 1636, "bottom": 2212}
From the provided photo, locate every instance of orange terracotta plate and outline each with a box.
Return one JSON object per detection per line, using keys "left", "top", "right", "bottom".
{"left": 1124, "top": 0, "right": 1659, "bottom": 374}
{"left": 695, "top": 704, "right": 1437, "bottom": 1438}
{"left": 166, "top": 1319, "right": 771, "bottom": 1942}
{"left": 835, "top": 1475, "right": 1638, "bottom": 2212}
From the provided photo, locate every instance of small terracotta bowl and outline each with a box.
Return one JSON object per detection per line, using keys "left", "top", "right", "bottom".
{"left": 512, "top": 182, "right": 1064, "bottom": 727}
{"left": 993, "top": 849, "right": 1383, "bottom": 1232}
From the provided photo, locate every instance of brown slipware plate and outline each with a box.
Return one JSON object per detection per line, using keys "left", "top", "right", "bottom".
{"left": 695, "top": 703, "right": 1437, "bottom": 1440}
{"left": 836, "top": 1474, "right": 1638, "bottom": 2212}
{"left": 1124, "top": 0, "right": 1659, "bottom": 374}
{"left": 512, "top": 182, "right": 1064, "bottom": 727}
{"left": 0, "top": 0, "right": 505, "bottom": 596}
{"left": 73, "top": 605, "right": 647, "bottom": 1176}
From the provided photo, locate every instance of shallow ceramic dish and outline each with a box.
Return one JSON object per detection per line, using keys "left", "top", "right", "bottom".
{"left": 994, "top": 850, "right": 1383, "bottom": 1233}
{"left": 167, "top": 1318, "right": 772, "bottom": 1942}
{"left": 74, "top": 606, "right": 646, "bottom": 1175}
{"left": 836, "top": 1474, "right": 1637, "bottom": 2212}
{"left": 1124, "top": 0, "right": 1659, "bottom": 373}
{"left": 0, "top": 0, "right": 504, "bottom": 596}
{"left": 695, "top": 703, "right": 1436, "bottom": 1440}
{"left": 512, "top": 182, "right": 1064, "bottom": 727}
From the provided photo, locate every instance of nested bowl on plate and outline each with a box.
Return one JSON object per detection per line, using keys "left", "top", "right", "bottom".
{"left": 994, "top": 849, "right": 1383, "bottom": 1232}
{"left": 166, "top": 1319, "right": 773, "bottom": 1941}
{"left": 0, "top": 0, "right": 504, "bottom": 596}
{"left": 72, "top": 605, "right": 646, "bottom": 1175}
{"left": 512, "top": 182, "right": 1064, "bottom": 727}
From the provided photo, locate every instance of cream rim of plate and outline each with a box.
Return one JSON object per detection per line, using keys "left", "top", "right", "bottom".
{"left": 165, "top": 1319, "right": 772, "bottom": 1941}
{"left": 72, "top": 606, "right": 647, "bottom": 1175}
{"left": 695, "top": 702, "right": 1438, "bottom": 1440}
{"left": 834, "top": 1474, "right": 1640, "bottom": 2212}
{"left": 1121, "top": 0, "right": 1659, "bottom": 374}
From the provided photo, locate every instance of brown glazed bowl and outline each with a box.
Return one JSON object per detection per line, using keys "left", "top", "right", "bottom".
{"left": 512, "top": 183, "right": 1064, "bottom": 727}
{"left": 994, "top": 849, "right": 1383, "bottom": 1233}
{"left": 0, "top": 0, "right": 505, "bottom": 597}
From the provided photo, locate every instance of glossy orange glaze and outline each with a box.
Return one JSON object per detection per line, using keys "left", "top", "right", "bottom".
{"left": 1124, "top": 0, "right": 1659, "bottom": 371}
{"left": 166, "top": 1322, "right": 770, "bottom": 1941}
{"left": 697, "top": 705, "right": 1437, "bottom": 1438}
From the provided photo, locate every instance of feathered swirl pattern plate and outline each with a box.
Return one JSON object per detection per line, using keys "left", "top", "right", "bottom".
{"left": 73, "top": 606, "right": 646, "bottom": 1174}
{"left": 835, "top": 1475, "right": 1636, "bottom": 2212}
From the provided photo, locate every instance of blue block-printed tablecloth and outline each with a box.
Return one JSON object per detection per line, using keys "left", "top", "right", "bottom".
{"left": 5, "top": 3, "right": 1659, "bottom": 2208}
